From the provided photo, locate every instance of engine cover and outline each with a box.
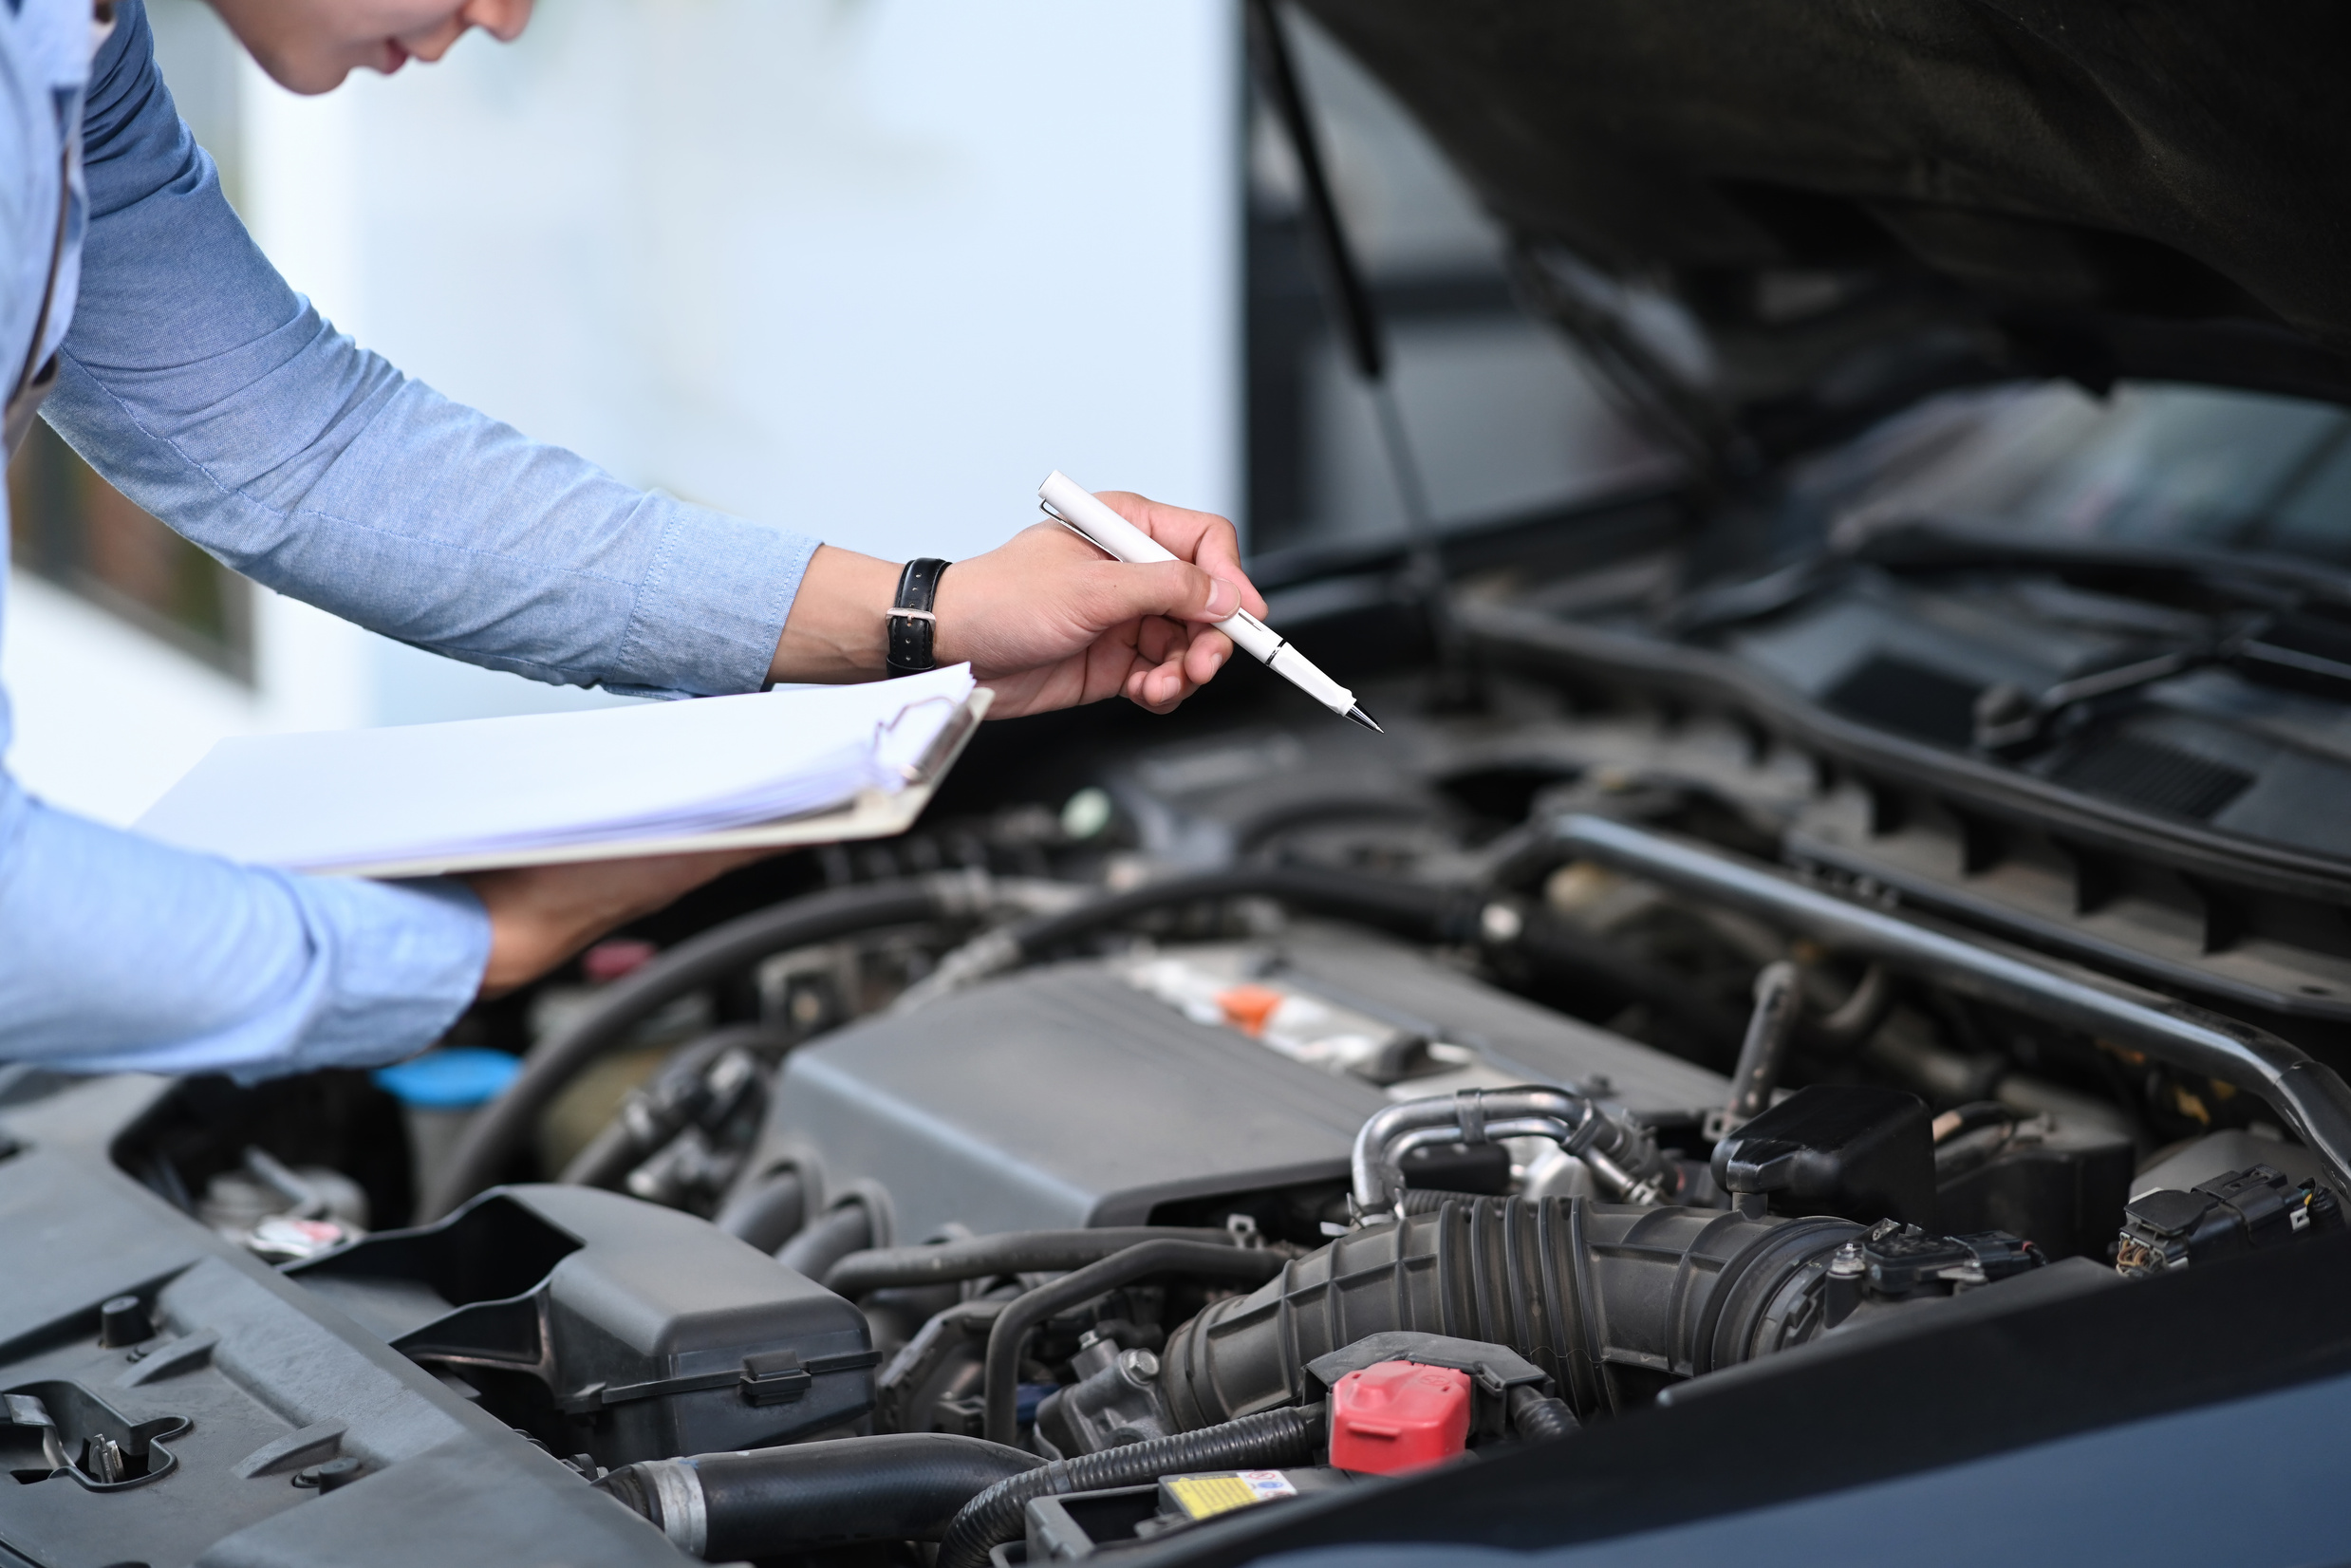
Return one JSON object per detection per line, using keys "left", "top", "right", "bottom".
{"left": 754, "top": 923, "right": 1731, "bottom": 1242}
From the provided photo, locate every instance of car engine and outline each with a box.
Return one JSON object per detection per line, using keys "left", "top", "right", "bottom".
{"left": 15, "top": 0, "right": 2351, "bottom": 1561}
{"left": 9, "top": 636, "right": 2351, "bottom": 1564}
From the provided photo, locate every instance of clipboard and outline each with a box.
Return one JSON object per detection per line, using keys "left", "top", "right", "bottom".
{"left": 313, "top": 686, "right": 994, "bottom": 880}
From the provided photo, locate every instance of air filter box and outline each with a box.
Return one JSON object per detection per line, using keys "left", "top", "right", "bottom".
{"left": 288, "top": 1185, "right": 874, "bottom": 1467}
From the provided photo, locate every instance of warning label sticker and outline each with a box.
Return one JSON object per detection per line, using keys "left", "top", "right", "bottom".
{"left": 1163, "top": 1468, "right": 1299, "bottom": 1521}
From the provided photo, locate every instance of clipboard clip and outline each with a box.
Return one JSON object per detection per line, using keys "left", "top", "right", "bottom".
{"left": 875, "top": 693, "right": 984, "bottom": 786}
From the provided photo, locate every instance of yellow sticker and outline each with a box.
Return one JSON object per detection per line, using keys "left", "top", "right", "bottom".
{"left": 1166, "top": 1470, "right": 1297, "bottom": 1521}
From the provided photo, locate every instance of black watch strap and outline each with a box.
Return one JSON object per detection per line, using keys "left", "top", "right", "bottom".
{"left": 886, "top": 557, "right": 952, "bottom": 678}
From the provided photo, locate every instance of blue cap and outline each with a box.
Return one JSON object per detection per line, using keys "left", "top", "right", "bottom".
{"left": 373, "top": 1048, "right": 523, "bottom": 1111}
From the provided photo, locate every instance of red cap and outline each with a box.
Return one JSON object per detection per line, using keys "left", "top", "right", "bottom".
{"left": 1327, "top": 1360, "right": 1472, "bottom": 1475}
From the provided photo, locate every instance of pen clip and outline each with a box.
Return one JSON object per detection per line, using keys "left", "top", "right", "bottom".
{"left": 1040, "top": 498, "right": 1114, "bottom": 559}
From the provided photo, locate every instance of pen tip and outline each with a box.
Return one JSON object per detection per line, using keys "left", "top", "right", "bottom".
{"left": 1345, "top": 705, "right": 1385, "bottom": 734}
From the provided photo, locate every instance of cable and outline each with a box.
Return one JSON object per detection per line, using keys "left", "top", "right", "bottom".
{"left": 981, "top": 1240, "right": 1290, "bottom": 1446}
{"left": 936, "top": 1405, "right": 1325, "bottom": 1568}
{"left": 420, "top": 876, "right": 998, "bottom": 1221}
{"left": 824, "top": 1227, "right": 1239, "bottom": 1298}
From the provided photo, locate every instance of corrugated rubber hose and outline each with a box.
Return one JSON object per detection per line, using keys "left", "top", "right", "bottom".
{"left": 936, "top": 1405, "right": 1326, "bottom": 1568}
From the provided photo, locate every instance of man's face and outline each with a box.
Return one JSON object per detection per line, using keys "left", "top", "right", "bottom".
{"left": 205, "top": 0, "right": 534, "bottom": 95}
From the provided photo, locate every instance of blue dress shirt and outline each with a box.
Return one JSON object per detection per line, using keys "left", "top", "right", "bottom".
{"left": 0, "top": 0, "right": 820, "bottom": 1076}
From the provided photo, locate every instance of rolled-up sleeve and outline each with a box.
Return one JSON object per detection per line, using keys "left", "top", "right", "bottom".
{"left": 1, "top": 1, "right": 814, "bottom": 1079}
{"left": 45, "top": 2, "right": 818, "bottom": 700}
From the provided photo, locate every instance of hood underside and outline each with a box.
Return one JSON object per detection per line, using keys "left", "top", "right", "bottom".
{"left": 1298, "top": 1, "right": 2351, "bottom": 412}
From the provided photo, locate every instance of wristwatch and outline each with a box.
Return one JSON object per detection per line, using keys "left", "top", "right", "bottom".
{"left": 886, "top": 557, "right": 952, "bottom": 678}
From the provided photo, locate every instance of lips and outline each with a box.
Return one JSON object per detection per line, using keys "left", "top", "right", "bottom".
{"left": 379, "top": 37, "right": 410, "bottom": 72}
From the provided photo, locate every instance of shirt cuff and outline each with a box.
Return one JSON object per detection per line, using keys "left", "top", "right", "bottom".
{"left": 606, "top": 495, "right": 821, "bottom": 698}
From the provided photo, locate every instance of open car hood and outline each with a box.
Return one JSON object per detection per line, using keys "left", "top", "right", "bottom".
{"left": 1297, "top": 1, "right": 2351, "bottom": 426}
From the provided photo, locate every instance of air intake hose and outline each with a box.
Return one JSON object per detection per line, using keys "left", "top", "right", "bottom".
{"left": 596, "top": 1433, "right": 1044, "bottom": 1559}
{"left": 1161, "top": 1197, "right": 1857, "bottom": 1424}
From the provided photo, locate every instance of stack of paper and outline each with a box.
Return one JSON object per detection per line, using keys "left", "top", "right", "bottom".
{"left": 134, "top": 665, "right": 980, "bottom": 876}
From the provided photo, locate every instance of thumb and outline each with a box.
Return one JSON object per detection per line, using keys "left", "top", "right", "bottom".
{"left": 1091, "top": 560, "right": 1241, "bottom": 627}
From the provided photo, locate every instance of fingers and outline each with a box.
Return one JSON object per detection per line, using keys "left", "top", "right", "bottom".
{"left": 1097, "top": 491, "right": 1268, "bottom": 619}
{"left": 467, "top": 845, "right": 778, "bottom": 998}
{"left": 1125, "top": 654, "right": 1191, "bottom": 714}
{"left": 1085, "top": 557, "right": 1242, "bottom": 630}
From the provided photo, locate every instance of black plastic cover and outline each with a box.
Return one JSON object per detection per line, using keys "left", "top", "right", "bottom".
{"left": 0, "top": 1076, "right": 687, "bottom": 1568}
{"left": 1712, "top": 1085, "right": 1935, "bottom": 1228}
{"left": 289, "top": 1185, "right": 876, "bottom": 1467}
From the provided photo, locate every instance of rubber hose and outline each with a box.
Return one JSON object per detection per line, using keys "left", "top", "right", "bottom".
{"left": 778, "top": 1204, "right": 875, "bottom": 1281}
{"left": 420, "top": 879, "right": 960, "bottom": 1220}
{"left": 715, "top": 1168, "right": 807, "bottom": 1255}
{"left": 937, "top": 1405, "right": 1325, "bottom": 1568}
{"left": 983, "top": 1241, "right": 1290, "bottom": 1446}
{"left": 596, "top": 1432, "right": 1044, "bottom": 1559}
{"left": 1810, "top": 961, "right": 1895, "bottom": 1049}
{"left": 1507, "top": 1385, "right": 1578, "bottom": 1440}
{"left": 1004, "top": 865, "right": 1483, "bottom": 959}
{"left": 824, "top": 1227, "right": 1239, "bottom": 1297}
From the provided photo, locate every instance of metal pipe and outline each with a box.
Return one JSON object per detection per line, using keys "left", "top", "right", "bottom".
{"left": 1351, "top": 1087, "right": 1662, "bottom": 1214}
{"left": 1554, "top": 813, "right": 2351, "bottom": 1187}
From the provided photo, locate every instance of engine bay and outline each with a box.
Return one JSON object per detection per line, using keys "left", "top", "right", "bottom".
{"left": 9, "top": 599, "right": 2351, "bottom": 1564}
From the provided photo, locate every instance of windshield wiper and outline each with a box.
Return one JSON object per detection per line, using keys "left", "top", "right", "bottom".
{"left": 1972, "top": 612, "right": 2351, "bottom": 754}
{"left": 1846, "top": 517, "right": 2351, "bottom": 611}
{"left": 1972, "top": 646, "right": 2214, "bottom": 752}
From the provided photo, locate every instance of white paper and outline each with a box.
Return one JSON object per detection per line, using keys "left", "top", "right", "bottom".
{"left": 135, "top": 665, "right": 978, "bottom": 873}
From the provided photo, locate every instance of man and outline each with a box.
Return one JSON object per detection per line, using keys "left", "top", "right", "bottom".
{"left": 0, "top": 0, "right": 1264, "bottom": 1074}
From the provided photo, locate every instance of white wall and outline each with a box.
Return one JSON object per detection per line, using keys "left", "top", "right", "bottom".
{"left": 5, "top": 0, "right": 1241, "bottom": 823}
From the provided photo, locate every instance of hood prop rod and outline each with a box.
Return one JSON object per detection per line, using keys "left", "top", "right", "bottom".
{"left": 1244, "top": 0, "right": 1477, "bottom": 709}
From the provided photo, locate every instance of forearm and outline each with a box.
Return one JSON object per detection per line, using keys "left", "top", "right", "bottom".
{"left": 61, "top": 6, "right": 818, "bottom": 700}
{"left": 0, "top": 782, "right": 487, "bottom": 1079}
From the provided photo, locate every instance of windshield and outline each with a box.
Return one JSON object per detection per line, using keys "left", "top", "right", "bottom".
{"left": 1794, "top": 381, "right": 2351, "bottom": 567}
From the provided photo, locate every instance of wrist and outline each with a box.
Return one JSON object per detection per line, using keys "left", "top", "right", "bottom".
{"left": 768, "top": 545, "right": 900, "bottom": 684}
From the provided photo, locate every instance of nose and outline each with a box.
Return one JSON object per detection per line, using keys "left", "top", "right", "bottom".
{"left": 461, "top": 0, "right": 534, "bottom": 44}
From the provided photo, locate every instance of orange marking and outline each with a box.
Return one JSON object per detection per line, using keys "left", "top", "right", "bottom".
{"left": 1216, "top": 983, "right": 1286, "bottom": 1037}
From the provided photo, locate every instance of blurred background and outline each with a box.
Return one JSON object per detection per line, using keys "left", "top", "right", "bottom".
{"left": 4, "top": 0, "right": 1656, "bottom": 828}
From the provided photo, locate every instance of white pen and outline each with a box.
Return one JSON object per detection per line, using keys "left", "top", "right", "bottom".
{"left": 1037, "top": 471, "right": 1383, "bottom": 733}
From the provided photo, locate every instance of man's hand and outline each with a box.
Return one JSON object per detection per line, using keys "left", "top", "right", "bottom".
{"left": 766, "top": 493, "right": 1265, "bottom": 719}
{"left": 464, "top": 847, "right": 773, "bottom": 999}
